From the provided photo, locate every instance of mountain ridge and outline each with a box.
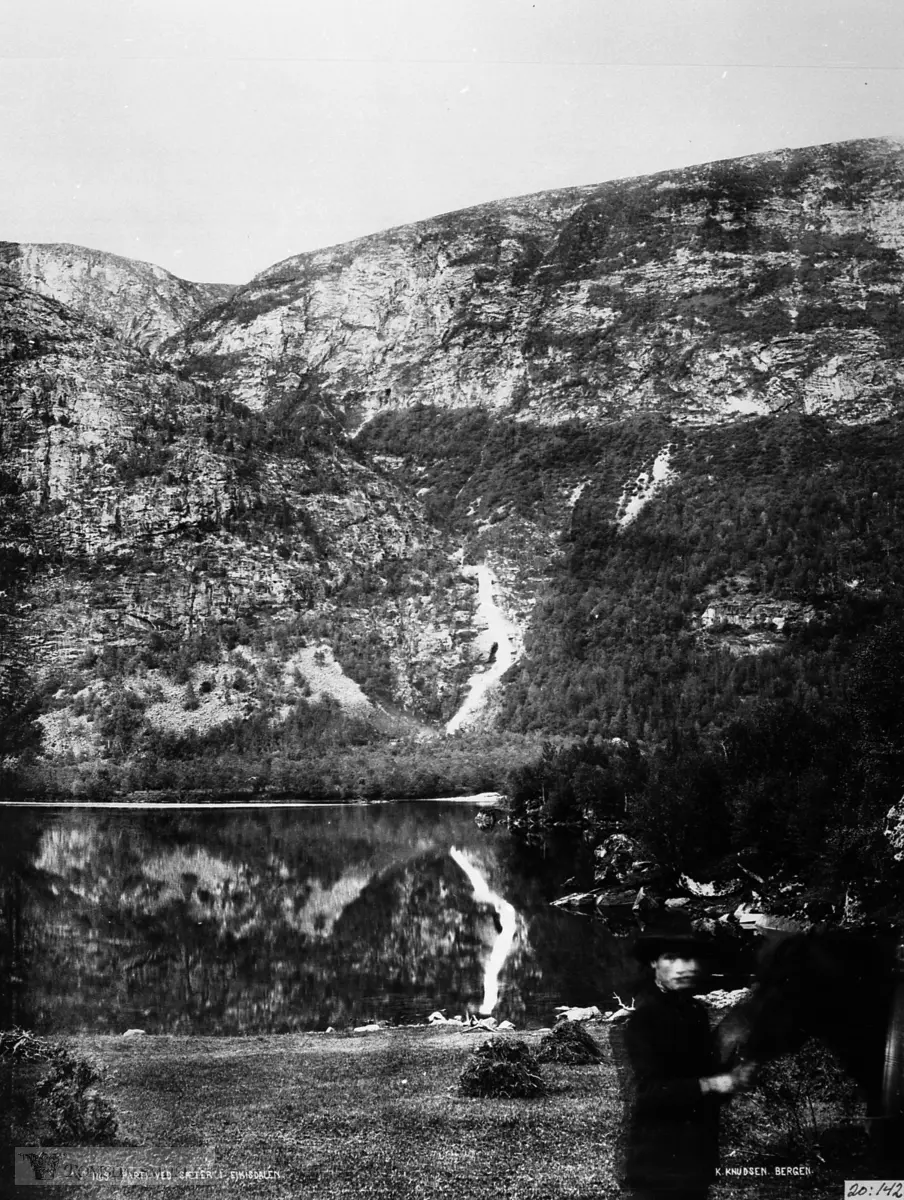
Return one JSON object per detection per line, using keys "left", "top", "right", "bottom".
{"left": 171, "top": 136, "right": 904, "bottom": 427}
{"left": 0, "top": 240, "right": 235, "bottom": 352}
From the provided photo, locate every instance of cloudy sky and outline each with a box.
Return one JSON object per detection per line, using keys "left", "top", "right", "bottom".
{"left": 2, "top": 0, "right": 902, "bottom": 283}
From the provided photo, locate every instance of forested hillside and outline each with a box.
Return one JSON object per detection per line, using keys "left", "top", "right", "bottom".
{"left": 360, "top": 408, "right": 904, "bottom": 739}
{"left": 356, "top": 405, "right": 904, "bottom": 908}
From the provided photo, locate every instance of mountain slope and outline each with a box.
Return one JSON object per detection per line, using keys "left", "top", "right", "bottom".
{"left": 3, "top": 137, "right": 904, "bottom": 805}
{"left": 0, "top": 277, "right": 486, "bottom": 792}
{"left": 0, "top": 242, "right": 234, "bottom": 352}
{"left": 174, "top": 137, "right": 904, "bottom": 426}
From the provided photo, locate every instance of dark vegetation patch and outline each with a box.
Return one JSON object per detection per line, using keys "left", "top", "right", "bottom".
{"left": 40, "top": 729, "right": 544, "bottom": 803}
{"left": 547, "top": 158, "right": 785, "bottom": 280}
{"left": 326, "top": 545, "right": 476, "bottom": 720}
{"left": 174, "top": 359, "right": 354, "bottom": 484}
{"left": 722, "top": 1040, "right": 866, "bottom": 1178}
{"left": 0, "top": 467, "right": 42, "bottom": 796}
{"left": 525, "top": 141, "right": 904, "bottom": 376}
{"left": 364, "top": 406, "right": 904, "bottom": 909}
{"left": 537, "top": 1022, "right": 605, "bottom": 1065}
{"left": 1, "top": 1028, "right": 120, "bottom": 1145}
{"left": 458, "top": 1038, "right": 547, "bottom": 1099}
{"left": 357, "top": 405, "right": 665, "bottom": 533}
{"left": 505, "top": 634, "right": 904, "bottom": 912}
{"left": 361, "top": 408, "right": 904, "bottom": 741}
{"left": 507, "top": 414, "right": 904, "bottom": 744}
{"left": 546, "top": 141, "right": 889, "bottom": 279}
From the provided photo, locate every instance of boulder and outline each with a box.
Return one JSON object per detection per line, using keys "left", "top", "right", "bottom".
{"left": 733, "top": 904, "right": 809, "bottom": 933}
{"left": 691, "top": 917, "right": 720, "bottom": 936}
{"left": 554, "top": 1005, "right": 603, "bottom": 1023}
{"left": 632, "top": 886, "right": 663, "bottom": 917}
{"left": 680, "top": 874, "right": 744, "bottom": 898}
{"left": 594, "top": 887, "right": 639, "bottom": 908}
{"left": 885, "top": 796, "right": 904, "bottom": 862}
{"left": 552, "top": 890, "right": 600, "bottom": 909}
{"left": 696, "top": 988, "right": 751, "bottom": 1010}
{"left": 594, "top": 833, "right": 646, "bottom": 884}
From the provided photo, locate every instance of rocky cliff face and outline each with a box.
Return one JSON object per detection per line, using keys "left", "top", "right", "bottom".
{"left": 0, "top": 275, "right": 480, "bottom": 780}
{"left": 0, "top": 242, "right": 234, "bottom": 352}
{"left": 174, "top": 138, "right": 904, "bottom": 427}
{"left": 4, "top": 136, "right": 904, "bottom": 792}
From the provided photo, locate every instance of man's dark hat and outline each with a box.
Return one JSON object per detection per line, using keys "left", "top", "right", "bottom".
{"left": 631, "top": 912, "right": 716, "bottom": 963}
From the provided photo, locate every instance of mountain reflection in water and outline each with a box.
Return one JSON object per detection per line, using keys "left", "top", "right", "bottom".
{"left": 1, "top": 802, "right": 626, "bottom": 1035}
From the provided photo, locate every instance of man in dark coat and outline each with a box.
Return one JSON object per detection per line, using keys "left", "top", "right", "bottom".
{"left": 622, "top": 926, "right": 754, "bottom": 1200}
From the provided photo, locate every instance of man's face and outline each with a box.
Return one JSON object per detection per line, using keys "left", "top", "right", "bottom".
{"left": 652, "top": 951, "right": 701, "bottom": 991}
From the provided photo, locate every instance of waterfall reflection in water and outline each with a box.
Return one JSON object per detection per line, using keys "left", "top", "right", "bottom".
{"left": 448, "top": 846, "right": 518, "bottom": 1014}
{"left": 1, "top": 801, "right": 626, "bottom": 1034}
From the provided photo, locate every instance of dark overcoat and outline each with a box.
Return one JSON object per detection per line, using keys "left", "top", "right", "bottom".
{"left": 622, "top": 983, "right": 722, "bottom": 1192}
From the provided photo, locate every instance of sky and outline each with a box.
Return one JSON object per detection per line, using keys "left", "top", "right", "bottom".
{"left": 2, "top": 0, "right": 903, "bottom": 284}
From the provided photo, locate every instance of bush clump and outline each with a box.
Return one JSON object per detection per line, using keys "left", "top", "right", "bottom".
{"left": 0, "top": 1028, "right": 119, "bottom": 1145}
{"left": 537, "top": 1021, "right": 605, "bottom": 1065}
{"left": 458, "top": 1038, "right": 547, "bottom": 1099}
{"left": 721, "top": 1039, "right": 865, "bottom": 1171}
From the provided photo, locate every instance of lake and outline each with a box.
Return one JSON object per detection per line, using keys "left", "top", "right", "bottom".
{"left": 0, "top": 800, "right": 629, "bottom": 1035}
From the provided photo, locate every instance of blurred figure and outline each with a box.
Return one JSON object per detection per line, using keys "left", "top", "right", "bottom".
{"left": 622, "top": 922, "right": 754, "bottom": 1200}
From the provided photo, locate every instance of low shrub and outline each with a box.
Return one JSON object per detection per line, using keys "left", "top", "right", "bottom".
{"left": 537, "top": 1021, "right": 605, "bottom": 1065}
{"left": 458, "top": 1038, "right": 547, "bottom": 1099}
{"left": 721, "top": 1038, "right": 865, "bottom": 1169}
{"left": 0, "top": 1028, "right": 119, "bottom": 1145}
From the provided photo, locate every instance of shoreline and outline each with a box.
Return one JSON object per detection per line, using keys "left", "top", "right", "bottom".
{"left": 0, "top": 790, "right": 508, "bottom": 809}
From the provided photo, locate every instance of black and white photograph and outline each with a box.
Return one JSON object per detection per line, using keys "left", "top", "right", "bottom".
{"left": 2, "top": 2, "right": 904, "bottom": 1196}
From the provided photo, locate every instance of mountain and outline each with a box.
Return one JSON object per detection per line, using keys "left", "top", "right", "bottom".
{"left": 0, "top": 274, "right": 482, "bottom": 796}
{"left": 2, "top": 137, "right": 904, "bottom": 835}
{"left": 173, "top": 137, "right": 904, "bottom": 425}
{"left": 0, "top": 242, "right": 235, "bottom": 352}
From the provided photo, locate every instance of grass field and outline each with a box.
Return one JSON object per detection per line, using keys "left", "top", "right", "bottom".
{"left": 6, "top": 1025, "right": 863, "bottom": 1199}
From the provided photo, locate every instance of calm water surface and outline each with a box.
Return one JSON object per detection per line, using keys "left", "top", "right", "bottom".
{"left": 1, "top": 801, "right": 628, "bottom": 1035}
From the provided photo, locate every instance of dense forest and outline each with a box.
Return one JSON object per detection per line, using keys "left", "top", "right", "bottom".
{"left": 360, "top": 408, "right": 904, "bottom": 741}
{"left": 0, "top": 464, "right": 41, "bottom": 793}
{"left": 357, "top": 407, "right": 904, "bottom": 904}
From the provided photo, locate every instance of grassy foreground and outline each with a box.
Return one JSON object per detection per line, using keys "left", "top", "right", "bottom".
{"left": 8, "top": 1026, "right": 858, "bottom": 1199}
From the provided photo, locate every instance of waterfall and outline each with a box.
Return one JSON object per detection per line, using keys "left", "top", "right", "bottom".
{"left": 445, "top": 564, "right": 519, "bottom": 734}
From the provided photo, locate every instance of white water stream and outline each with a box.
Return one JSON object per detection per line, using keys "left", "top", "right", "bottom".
{"left": 445, "top": 563, "right": 520, "bottom": 734}
{"left": 449, "top": 845, "right": 518, "bottom": 1015}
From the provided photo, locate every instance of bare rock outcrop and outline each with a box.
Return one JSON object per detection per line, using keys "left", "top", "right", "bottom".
{"left": 0, "top": 241, "right": 233, "bottom": 352}
{"left": 174, "top": 138, "right": 904, "bottom": 429}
